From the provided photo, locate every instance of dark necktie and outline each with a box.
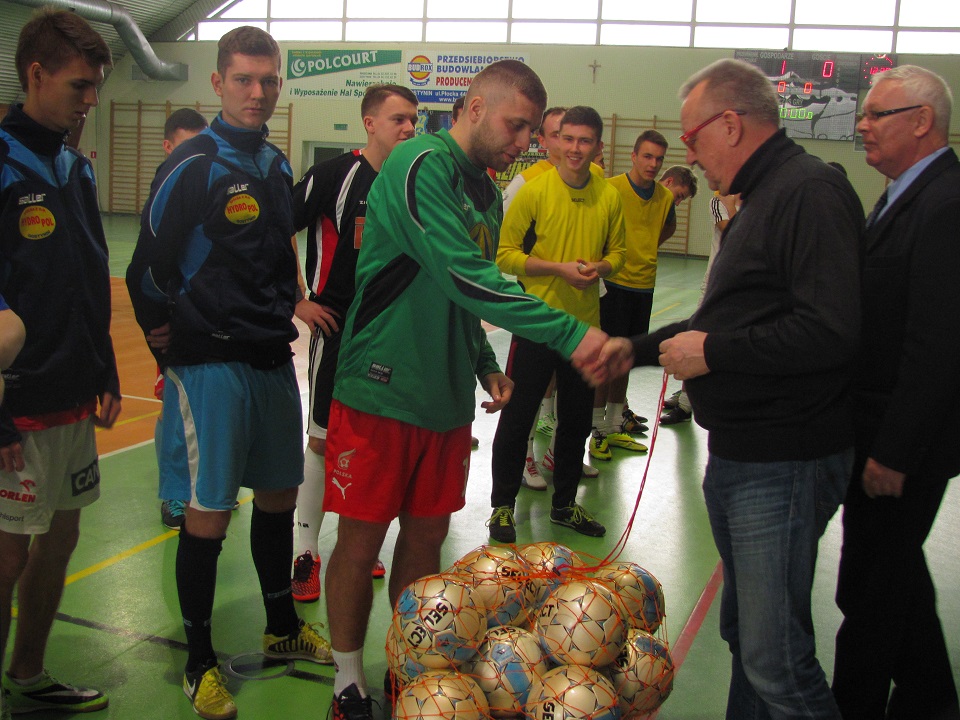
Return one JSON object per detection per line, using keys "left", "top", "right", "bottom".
{"left": 866, "top": 189, "right": 889, "bottom": 228}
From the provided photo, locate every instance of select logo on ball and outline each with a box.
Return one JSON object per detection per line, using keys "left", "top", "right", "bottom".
{"left": 19, "top": 205, "right": 56, "bottom": 240}
{"left": 407, "top": 55, "right": 433, "bottom": 86}
{"left": 224, "top": 193, "right": 260, "bottom": 225}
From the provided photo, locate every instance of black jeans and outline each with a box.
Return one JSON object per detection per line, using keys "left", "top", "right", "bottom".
{"left": 490, "top": 334, "right": 593, "bottom": 510}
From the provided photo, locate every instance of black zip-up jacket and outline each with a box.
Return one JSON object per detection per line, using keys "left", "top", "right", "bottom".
{"left": 0, "top": 105, "right": 120, "bottom": 446}
{"left": 126, "top": 114, "right": 298, "bottom": 370}
{"left": 634, "top": 129, "right": 864, "bottom": 462}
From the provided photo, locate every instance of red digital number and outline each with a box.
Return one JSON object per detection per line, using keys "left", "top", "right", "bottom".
{"left": 822, "top": 61, "right": 834, "bottom": 78}
{"left": 778, "top": 81, "right": 787, "bottom": 93}
{"left": 804, "top": 82, "right": 813, "bottom": 94}
{"left": 781, "top": 60, "right": 787, "bottom": 74}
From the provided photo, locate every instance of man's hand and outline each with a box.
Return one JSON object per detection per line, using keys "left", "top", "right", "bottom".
{"left": 659, "top": 331, "right": 709, "bottom": 380}
{"left": 570, "top": 326, "right": 609, "bottom": 370}
{"left": 480, "top": 372, "right": 514, "bottom": 414}
{"left": 93, "top": 391, "right": 122, "bottom": 429}
{"left": 147, "top": 323, "right": 172, "bottom": 352}
{"left": 0, "top": 441, "right": 24, "bottom": 473}
{"left": 295, "top": 299, "right": 340, "bottom": 337}
{"left": 558, "top": 261, "right": 601, "bottom": 290}
{"left": 578, "top": 336, "right": 634, "bottom": 387}
{"left": 862, "top": 457, "right": 906, "bottom": 498}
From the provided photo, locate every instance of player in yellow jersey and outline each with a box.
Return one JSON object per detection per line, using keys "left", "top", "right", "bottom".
{"left": 591, "top": 132, "right": 697, "bottom": 459}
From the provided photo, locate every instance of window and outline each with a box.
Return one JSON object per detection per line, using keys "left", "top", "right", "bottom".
{"left": 190, "top": 0, "right": 960, "bottom": 50}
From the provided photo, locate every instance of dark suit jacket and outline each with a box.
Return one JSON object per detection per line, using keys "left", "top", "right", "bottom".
{"left": 854, "top": 147, "right": 960, "bottom": 481}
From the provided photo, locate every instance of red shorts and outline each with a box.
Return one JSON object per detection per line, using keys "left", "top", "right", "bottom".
{"left": 324, "top": 400, "right": 471, "bottom": 523}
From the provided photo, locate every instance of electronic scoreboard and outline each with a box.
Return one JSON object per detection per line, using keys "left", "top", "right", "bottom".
{"left": 734, "top": 50, "right": 897, "bottom": 141}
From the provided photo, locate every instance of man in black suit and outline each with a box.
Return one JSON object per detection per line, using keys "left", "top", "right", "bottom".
{"left": 833, "top": 65, "right": 960, "bottom": 720}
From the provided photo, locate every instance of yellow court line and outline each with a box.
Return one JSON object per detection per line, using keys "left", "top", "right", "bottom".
{"left": 94, "top": 410, "right": 161, "bottom": 432}
{"left": 64, "top": 496, "right": 255, "bottom": 586}
{"left": 651, "top": 302, "right": 680, "bottom": 319}
{"left": 65, "top": 530, "right": 178, "bottom": 586}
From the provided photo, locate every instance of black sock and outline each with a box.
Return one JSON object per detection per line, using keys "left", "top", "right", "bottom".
{"left": 176, "top": 528, "right": 223, "bottom": 673}
{"left": 250, "top": 503, "right": 299, "bottom": 637}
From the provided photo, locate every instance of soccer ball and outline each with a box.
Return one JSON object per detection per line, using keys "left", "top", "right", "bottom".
{"left": 386, "top": 620, "right": 427, "bottom": 685}
{"left": 451, "top": 545, "right": 539, "bottom": 628}
{"left": 394, "top": 573, "right": 487, "bottom": 668}
{"left": 607, "top": 629, "right": 674, "bottom": 716}
{"left": 394, "top": 669, "right": 490, "bottom": 720}
{"left": 468, "top": 625, "right": 548, "bottom": 716}
{"left": 592, "top": 562, "right": 665, "bottom": 634}
{"left": 526, "top": 664, "right": 620, "bottom": 720}
{"left": 536, "top": 579, "right": 627, "bottom": 668}
{"left": 518, "top": 542, "right": 577, "bottom": 608}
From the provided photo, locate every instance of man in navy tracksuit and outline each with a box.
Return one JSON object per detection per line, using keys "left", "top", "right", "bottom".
{"left": 126, "top": 25, "right": 331, "bottom": 720}
{"left": 0, "top": 9, "right": 118, "bottom": 716}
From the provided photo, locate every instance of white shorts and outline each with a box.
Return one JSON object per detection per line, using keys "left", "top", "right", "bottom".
{"left": 0, "top": 419, "right": 100, "bottom": 534}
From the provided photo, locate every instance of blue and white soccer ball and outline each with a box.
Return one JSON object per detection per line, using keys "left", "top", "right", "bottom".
{"left": 468, "top": 625, "right": 548, "bottom": 716}
{"left": 452, "top": 545, "right": 539, "bottom": 628}
{"left": 607, "top": 629, "right": 674, "bottom": 715}
{"left": 518, "top": 542, "right": 577, "bottom": 609}
{"left": 394, "top": 573, "right": 487, "bottom": 669}
{"left": 386, "top": 620, "right": 426, "bottom": 685}
{"left": 526, "top": 664, "right": 621, "bottom": 720}
{"left": 592, "top": 563, "right": 665, "bottom": 634}
{"left": 394, "top": 669, "right": 490, "bottom": 720}
{"left": 536, "top": 579, "right": 627, "bottom": 668}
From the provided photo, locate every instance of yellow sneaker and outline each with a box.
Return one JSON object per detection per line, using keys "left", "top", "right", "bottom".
{"left": 263, "top": 619, "right": 334, "bottom": 664}
{"left": 605, "top": 432, "right": 648, "bottom": 453}
{"left": 589, "top": 429, "right": 612, "bottom": 460}
{"left": 183, "top": 666, "right": 236, "bottom": 720}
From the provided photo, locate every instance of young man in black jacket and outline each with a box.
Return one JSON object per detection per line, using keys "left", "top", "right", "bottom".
{"left": 0, "top": 9, "right": 118, "bottom": 716}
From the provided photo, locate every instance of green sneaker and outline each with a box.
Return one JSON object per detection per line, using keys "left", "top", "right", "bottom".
{"left": 183, "top": 665, "right": 236, "bottom": 720}
{"left": 263, "top": 619, "right": 334, "bottom": 664}
{"left": 2, "top": 669, "right": 108, "bottom": 714}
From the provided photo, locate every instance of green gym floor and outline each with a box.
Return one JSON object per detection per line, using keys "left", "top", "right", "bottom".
{"left": 8, "top": 214, "right": 959, "bottom": 719}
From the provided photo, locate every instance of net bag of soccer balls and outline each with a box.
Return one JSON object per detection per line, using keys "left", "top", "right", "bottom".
{"left": 387, "top": 543, "right": 674, "bottom": 719}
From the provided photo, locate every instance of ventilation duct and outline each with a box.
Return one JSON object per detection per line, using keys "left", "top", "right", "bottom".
{"left": 10, "top": 0, "right": 188, "bottom": 81}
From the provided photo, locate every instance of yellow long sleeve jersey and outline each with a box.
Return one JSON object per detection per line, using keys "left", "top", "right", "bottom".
{"left": 497, "top": 168, "right": 626, "bottom": 328}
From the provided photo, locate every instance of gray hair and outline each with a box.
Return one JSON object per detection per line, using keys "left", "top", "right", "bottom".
{"left": 679, "top": 58, "right": 780, "bottom": 128}
{"left": 873, "top": 65, "right": 952, "bottom": 135}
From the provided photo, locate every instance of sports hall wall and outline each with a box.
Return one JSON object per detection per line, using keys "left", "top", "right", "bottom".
{"left": 89, "top": 41, "right": 960, "bottom": 257}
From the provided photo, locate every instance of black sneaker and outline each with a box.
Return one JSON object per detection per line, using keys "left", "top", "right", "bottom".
{"left": 550, "top": 503, "right": 606, "bottom": 537}
{"left": 332, "top": 684, "right": 374, "bottom": 720}
{"left": 660, "top": 406, "right": 692, "bottom": 425}
{"left": 161, "top": 499, "right": 185, "bottom": 529}
{"left": 486, "top": 506, "right": 516, "bottom": 543}
{"left": 383, "top": 670, "right": 402, "bottom": 716}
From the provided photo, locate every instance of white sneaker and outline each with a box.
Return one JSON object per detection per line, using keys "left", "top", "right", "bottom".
{"left": 541, "top": 448, "right": 599, "bottom": 479}
{"left": 521, "top": 456, "right": 547, "bottom": 490}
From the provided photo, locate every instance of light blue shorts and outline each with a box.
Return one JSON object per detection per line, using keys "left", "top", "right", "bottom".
{"left": 158, "top": 361, "right": 303, "bottom": 511}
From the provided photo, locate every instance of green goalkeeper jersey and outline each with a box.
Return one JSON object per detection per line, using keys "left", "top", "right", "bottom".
{"left": 333, "top": 129, "right": 589, "bottom": 433}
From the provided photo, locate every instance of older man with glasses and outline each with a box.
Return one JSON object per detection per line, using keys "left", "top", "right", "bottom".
{"left": 581, "top": 57, "right": 864, "bottom": 719}
{"left": 833, "top": 65, "right": 960, "bottom": 720}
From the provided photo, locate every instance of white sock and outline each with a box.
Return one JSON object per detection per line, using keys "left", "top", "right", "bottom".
{"left": 295, "top": 447, "right": 326, "bottom": 558}
{"left": 606, "top": 402, "right": 625, "bottom": 433}
{"left": 7, "top": 671, "right": 44, "bottom": 686}
{"left": 333, "top": 648, "right": 367, "bottom": 696}
{"left": 678, "top": 390, "right": 693, "bottom": 413}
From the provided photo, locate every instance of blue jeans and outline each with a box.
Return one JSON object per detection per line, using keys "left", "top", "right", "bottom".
{"left": 703, "top": 449, "right": 852, "bottom": 720}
